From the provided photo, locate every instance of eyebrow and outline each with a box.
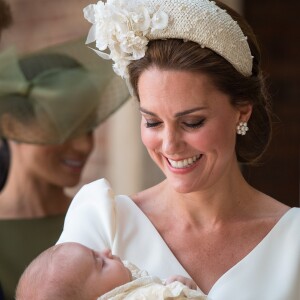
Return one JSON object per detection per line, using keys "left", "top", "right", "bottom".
{"left": 139, "top": 107, "right": 207, "bottom": 117}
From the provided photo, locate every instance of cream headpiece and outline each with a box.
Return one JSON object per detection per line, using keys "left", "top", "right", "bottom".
{"left": 84, "top": 0, "right": 253, "bottom": 80}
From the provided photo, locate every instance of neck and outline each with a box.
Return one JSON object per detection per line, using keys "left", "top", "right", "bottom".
{"left": 163, "top": 160, "right": 257, "bottom": 227}
{"left": 0, "top": 166, "right": 71, "bottom": 219}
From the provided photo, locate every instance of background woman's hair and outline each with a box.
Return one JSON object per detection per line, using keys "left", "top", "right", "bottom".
{"left": 128, "top": 1, "right": 272, "bottom": 165}
{"left": 0, "top": 53, "right": 85, "bottom": 191}
{"left": 0, "top": 139, "right": 10, "bottom": 191}
{"left": 0, "top": 0, "right": 13, "bottom": 191}
{"left": 0, "top": 0, "right": 13, "bottom": 31}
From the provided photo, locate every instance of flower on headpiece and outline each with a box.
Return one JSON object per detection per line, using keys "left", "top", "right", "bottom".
{"left": 83, "top": 0, "right": 168, "bottom": 79}
{"left": 151, "top": 11, "right": 169, "bottom": 32}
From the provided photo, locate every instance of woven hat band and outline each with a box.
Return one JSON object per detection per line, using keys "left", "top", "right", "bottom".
{"left": 146, "top": 0, "right": 253, "bottom": 76}
{"left": 84, "top": 0, "right": 253, "bottom": 82}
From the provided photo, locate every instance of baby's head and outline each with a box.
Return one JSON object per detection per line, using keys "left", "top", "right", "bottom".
{"left": 16, "top": 242, "right": 132, "bottom": 300}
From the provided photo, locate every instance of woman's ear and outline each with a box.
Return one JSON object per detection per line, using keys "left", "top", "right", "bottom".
{"left": 237, "top": 103, "right": 252, "bottom": 123}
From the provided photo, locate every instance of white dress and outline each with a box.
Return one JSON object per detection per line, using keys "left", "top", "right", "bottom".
{"left": 57, "top": 178, "right": 300, "bottom": 300}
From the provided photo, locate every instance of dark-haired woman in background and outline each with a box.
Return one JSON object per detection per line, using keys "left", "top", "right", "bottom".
{"left": 0, "top": 49, "right": 128, "bottom": 300}
{"left": 0, "top": 2, "right": 13, "bottom": 299}
{"left": 0, "top": 0, "right": 12, "bottom": 199}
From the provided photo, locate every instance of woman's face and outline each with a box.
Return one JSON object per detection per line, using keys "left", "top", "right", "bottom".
{"left": 11, "top": 132, "right": 94, "bottom": 187}
{"left": 138, "top": 68, "right": 251, "bottom": 193}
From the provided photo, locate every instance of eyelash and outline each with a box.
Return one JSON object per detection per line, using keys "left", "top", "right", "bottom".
{"left": 183, "top": 119, "right": 205, "bottom": 128}
{"left": 145, "top": 119, "right": 205, "bottom": 129}
{"left": 145, "top": 121, "right": 161, "bottom": 128}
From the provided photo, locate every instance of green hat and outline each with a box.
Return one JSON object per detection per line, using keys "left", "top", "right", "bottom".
{"left": 0, "top": 39, "right": 130, "bottom": 144}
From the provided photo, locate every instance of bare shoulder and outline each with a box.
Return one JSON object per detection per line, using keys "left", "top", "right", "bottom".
{"left": 131, "top": 180, "right": 165, "bottom": 201}
{"left": 130, "top": 181, "right": 167, "bottom": 212}
{"left": 251, "top": 189, "right": 291, "bottom": 221}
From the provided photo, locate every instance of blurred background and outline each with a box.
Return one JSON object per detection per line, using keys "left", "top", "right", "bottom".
{"left": 1, "top": 0, "right": 299, "bottom": 207}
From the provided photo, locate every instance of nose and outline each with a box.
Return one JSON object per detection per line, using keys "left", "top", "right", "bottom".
{"left": 100, "top": 249, "right": 122, "bottom": 262}
{"left": 68, "top": 131, "right": 94, "bottom": 154}
{"left": 162, "top": 127, "right": 183, "bottom": 155}
{"left": 101, "top": 249, "right": 113, "bottom": 258}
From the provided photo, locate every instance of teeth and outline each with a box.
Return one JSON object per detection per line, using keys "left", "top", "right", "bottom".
{"left": 168, "top": 155, "right": 201, "bottom": 169}
{"left": 64, "top": 160, "right": 84, "bottom": 167}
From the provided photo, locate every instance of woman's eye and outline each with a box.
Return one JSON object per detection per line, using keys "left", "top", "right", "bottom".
{"left": 183, "top": 119, "right": 205, "bottom": 129}
{"left": 145, "top": 121, "right": 161, "bottom": 128}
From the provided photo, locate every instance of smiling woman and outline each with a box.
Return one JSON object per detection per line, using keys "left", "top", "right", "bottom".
{"left": 54, "top": 0, "right": 300, "bottom": 299}
{"left": 0, "top": 49, "right": 129, "bottom": 300}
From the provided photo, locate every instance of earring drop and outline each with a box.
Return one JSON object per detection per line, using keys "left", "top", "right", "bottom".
{"left": 236, "top": 121, "right": 249, "bottom": 135}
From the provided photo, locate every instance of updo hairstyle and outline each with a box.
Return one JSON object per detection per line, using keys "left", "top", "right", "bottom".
{"left": 128, "top": 1, "right": 272, "bottom": 164}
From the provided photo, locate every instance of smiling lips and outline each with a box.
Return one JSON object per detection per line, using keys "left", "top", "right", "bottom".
{"left": 63, "top": 159, "right": 85, "bottom": 169}
{"left": 167, "top": 154, "right": 202, "bottom": 169}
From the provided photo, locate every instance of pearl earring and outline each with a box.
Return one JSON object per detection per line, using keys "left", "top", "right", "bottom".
{"left": 236, "top": 121, "right": 249, "bottom": 135}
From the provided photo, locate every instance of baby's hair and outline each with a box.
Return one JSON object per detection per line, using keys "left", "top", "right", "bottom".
{"left": 16, "top": 245, "right": 83, "bottom": 300}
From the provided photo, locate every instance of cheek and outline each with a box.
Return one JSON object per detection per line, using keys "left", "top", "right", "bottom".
{"left": 187, "top": 129, "right": 216, "bottom": 152}
{"left": 141, "top": 126, "right": 160, "bottom": 150}
{"left": 20, "top": 147, "right": 48, "bottom": 165}
{"left": 36, "top": 149, "right": 59, "bottom": 165}
{"left": 114, "top": 265, "right": 131, "bottom": 285}
{"left": 202, "top": 122, "right": 236, "bottom": 154}
{"left": 32, "top": 148, "right": 64, "bottom": 172}
{"left": 190, "top": 123, "right": 235, "bottom": 153}
{"left": 41, "top": 145, "right": 66, "bottom": 160}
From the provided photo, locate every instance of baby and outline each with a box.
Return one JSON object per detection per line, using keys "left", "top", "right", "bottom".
{"left": 16, "top": 242, "right": 207, "bottom": 300}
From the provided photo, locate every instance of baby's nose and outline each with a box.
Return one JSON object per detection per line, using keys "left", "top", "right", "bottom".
{"left": 101, "top": 248, "right": 113, "bottom": 258}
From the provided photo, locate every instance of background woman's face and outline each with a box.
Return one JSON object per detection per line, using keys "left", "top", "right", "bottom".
{"left": 12, "top": 132, "right": 94, "bottom": 187}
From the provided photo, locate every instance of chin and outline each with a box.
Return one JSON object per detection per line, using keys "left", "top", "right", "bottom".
{"left": 169, "top": 178, "right": 198, "bottom": 194}
{"left": 64, "top": 180, "right": 81, "bottom": 188}
{"left": 56, "top": 176, "right": 81, "bottom": 188}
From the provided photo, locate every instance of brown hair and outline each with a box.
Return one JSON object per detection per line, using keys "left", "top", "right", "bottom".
{"left": 128, "top": 1, "right": 272, "bottom": 164}
{"left": 0, "top": 0, "right": 13, "bottom": 31}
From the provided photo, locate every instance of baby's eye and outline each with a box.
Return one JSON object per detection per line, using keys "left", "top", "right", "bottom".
{"left": 93, "top": 251, "right": 105, "bottom": 268}
{"left": 183, "top": 118, "right": 205, "bottom": 129}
